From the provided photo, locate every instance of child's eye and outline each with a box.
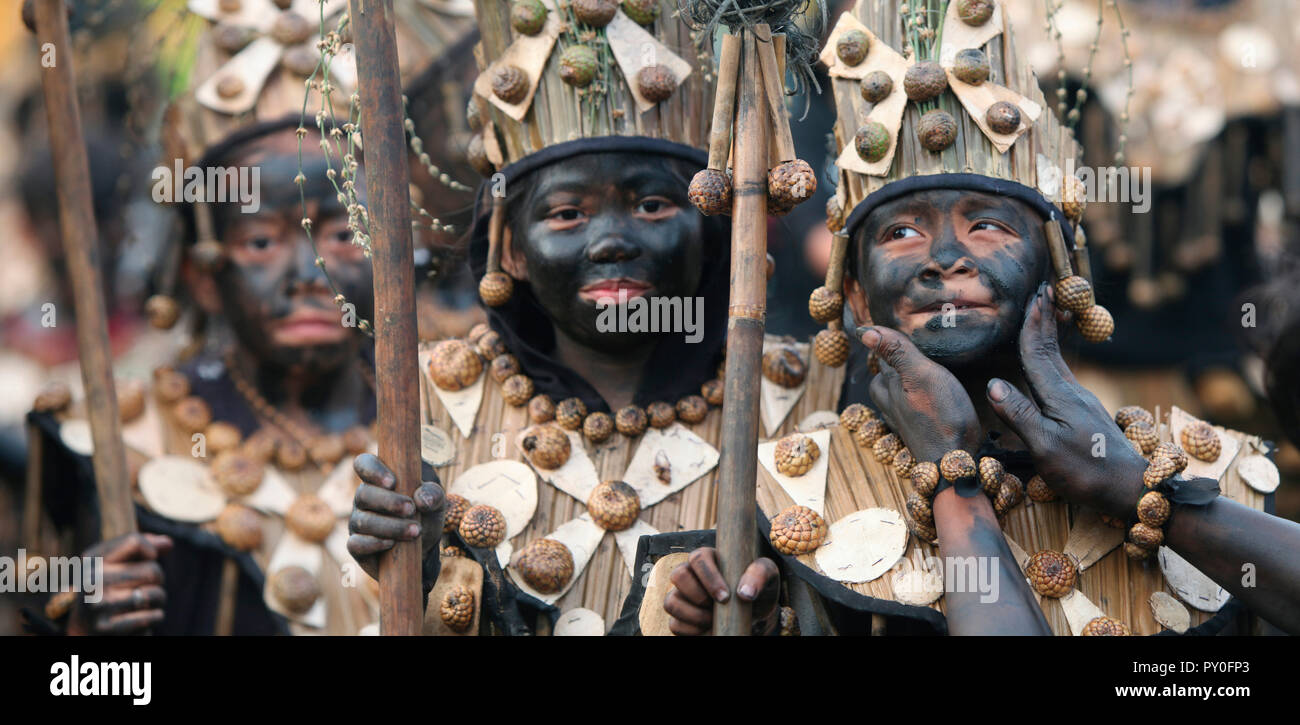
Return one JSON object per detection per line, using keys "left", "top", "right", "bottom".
{"left": 889, "top": 226, "right": 921, "bottom": 240}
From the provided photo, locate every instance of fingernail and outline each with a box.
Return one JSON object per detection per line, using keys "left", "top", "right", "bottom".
{"left": 403, "top": 502, "right": 415, "bottom": 517}
{"left": 857, "top": 326, "right": 880, "bottom": 347}
{"left": 407, "top": 524, "right": 420, "bottom": 538}
{"left": 715, "top": 588, "right": 730, "bottom": 602}
{"left": 988, "top": 378, "right": 1009, "bottom": 402}
{"left": 738, "top": 584, "right": 756, "bottom": 599}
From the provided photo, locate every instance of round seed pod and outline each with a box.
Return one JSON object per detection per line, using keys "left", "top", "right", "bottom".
{"left": 904, "top": 61, "right": 947, "bottom": 102}
{"left": 911, "top": 461, "right": 940, "bottom": 498}
{"left": 1125, "top": 421, "right": 1159, "bottom": 456}
{"left": 860, "top": 70, "right": 893, "bottom": 103}
{"left": 510, "top": 0, "right": 548, "bottom": 35}
{"left": 286, "top": 494, "right": 336, "bottom": 543}
{"left": 775, "top": 434, "right": 821, "bottom": 477}
{"left": 501, "top": 374, "right": 535, "bottom": 407}
{"left": 1137, "top": 491, "right": 1170, "bottom": 527}
{"left": 559, "top": 44, "right": 598, "bottom": 88}
{"left": 1124, "top": 541, "right": 1153, "bottom": 560}
{"left": 478, "top": 271, "right": 514, "bottom": 307}
{"left": 1061, "top": 175, "right": 1087, "bottom": 221}
{"left": 676, "top": 395, "right": 708, "bottom": 424}
{"left": 587, "top": 480, "right": 641, "bottom": 531}
{"left": 215, "top": 503, "right": 264, "bottom": 551}
{"left": 780, "top": 606, "right": 800, "bottom": 636}
{"left": 1143, "top": 455, "right": 1177, "bottom": 488}
{"left": 917, "top": 109, "right": 957, "bottom": 151}
{"left": 978, "top": 457, "right": 1004, "bottom": 496}
{"left": 995, "top": 473, "right": 1024, "bottom": 514}
{"left": 515, "top": 538, "right": 574, "bottom": 593}
{"left": 468, "top": 323, "right": 491, "bottom": 345}
{"left": 489, "top": 354, "right": 521, "bottom": 383}
{"left": 769, "top": 505, "right": 828, "bottom": 555}
{"left": 458, "top": 504, "right": 507, "bottom": 548}
{"left": 647, "top": 401, "right": 677, "bottom": 429}
{"left": 637, "top": 65, "right": 676, "bottom": 103}
{"left": 32, "top": 382, "right": 72, "bottom": 413}
{"left": 906, "top": 491, "right": 934, "bottom": 527}
{"left": 813, "top": 328, "right": 851, "bottom": 367}
{"left": 701, "top": 379, "right": 725, "bottom": 406}
{"left": 1180, "top": 421, "right": 1221, "bottom": 462}
{"left": 761, "top": 348, "right": 807, "bottom": 388}
{"left": 1129, "top": 522, "right": 1164, "bottom": 550}
{"left": 491, "top": 65, "right": 530, "bottom": 104}
{"left": 440, "top": 586, "right": 475, "bottom": 632}
{"left": 1154, "top": 442, "right": 1188, "bottom": 472}
{"left": 808, "top": 286, "right": 844, "bottom": 323}
{"left": 855, "top": 120, "right": 891, "bottom": 162}
{"left": 215, "top": 74, "right": 245, "bottom": 99}
{"left": 767, "top": 193, "right": 797, "bottom": 216}
{"left": 768, "top": 159, "right": 817, "bottom": 206}
{"left": 1075, "top": 305, "right": 1114, "bottom": 343}
{"left": 466, "top": 97, "right": 485, "bottom": 132}
{"left": 872, "top": 432, "right": 903, "bottom": 464}
{"left": 241, "top": 429, "right": 279, "bottom": 463}
{"left": 951, "top": 48, "right": 990, "bottom": 85}
{"left": 985, "top": 100, "right": 1021, "bottom": 134}
{"left": 521, "top": 424, "right": 571, "bottom": 470}
{"left": 1026, "top": 474, "right": 1058, "bottom": 503}
{"left": 342, "top": 426, "right": 370, "bottom": 455}
{"left": 270, "top": 566, "right": 319, "bottom": 615}
{"left": 443, "top": 493, "right": 470, "bottom": 534}
{"left": 572, "top": 0, "right": 617, "bottom": 26}
{"left": 467, "top": 133, "right": 494, "bottom": 178}
{"left": 583, "top": 411, "right": 614, "bottom": 443}
{"left": 173, "top": 396, "right": 213, "bottom": 434}
{"left": 116, "top": 380, "right": 146, "bottom": 422}
{"left": 907, "top": 516, "right": 938, "bottom": 544}
{"left": 153, "top": 368, "right": 190, "bottom": 404}
{"left": 956, "top": 0, "right": 994, "bottom": 26}
{"left": 441, "top": 545, "right": 465, "bottom": 559}
{"left": 1081, "top": 616, "right": 1131, "bottom": 636}
{"left": 839, "top": 403, "right": 873, "bottom": 432}
{"left": 478, "top": 329, "right": 506, "bottom": 357}
{"left": 688, "top": 168, "right": 732, "bottom": 216}
{"left": 204, "top": 422, "right": 243, "bottom": 456}
{"left": 429, "top": 340, "right": 483, "bottom": 391}
{"left": 145, "top": 294, "right": 180, "bottom": 330}
{"left": 939, "top": 449, "right": 976, "bottom": 481}
{"left": 826, "top": 196, "right": 846, "bottom": 232}
{"left": 309, "top": 435, "right": 345, "bottom": 469}
{"left": 212, "top": 451, "right": 264, "bottom": 497}
{"left": 853, "top": 418, "right": 889, "bottom": 447}
{"left": 1114, "top": 406, "right": 1154, "bottom": 431}
{"left": 836, "top": 29, "right": 870, "bottom": 66}
{"left": 555, "top": 397, "right": 587, "bottom": 430}
{"left": 621, "top": 0, "right": 659, "bottom": 25}
{"left": 893, "top": 448, "right": 916, "bottom": 478}
{"left": 1100, "top": 513, "right": 1127, "bottom": 529}
{"left": 615, "top": 405, "right": 649, "bottom": 436}
{"left": 1055, "top": 275, "right": 1094, "bottom": 312}
{"left": 1025, "top": 550, "right": 1076, "bottom": 598}
{"left": 276, "top": 440, "right": 307, "bottom": 471}
{"left": 528, "top": 394, "right": 556, "bottom": 423}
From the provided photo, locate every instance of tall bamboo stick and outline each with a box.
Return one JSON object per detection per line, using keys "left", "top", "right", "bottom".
{"left": 348, "top": 0, "right": 423, "bottom": 636}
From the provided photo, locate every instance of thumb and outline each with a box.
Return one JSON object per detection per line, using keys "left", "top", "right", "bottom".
{"left": 858, "top": 326, "right": 924, "bottom": 377}
{"left": 986, "top": 378, "right": 1046, "bottom": 446}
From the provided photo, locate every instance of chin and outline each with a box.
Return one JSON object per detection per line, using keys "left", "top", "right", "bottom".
{"left": 908, "top": 323, "right": 1011, "bottom": 368}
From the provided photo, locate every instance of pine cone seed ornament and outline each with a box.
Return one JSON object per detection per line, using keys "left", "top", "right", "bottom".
{"left": 637, "top": 65, "right": 676, "bottom": 103}
{"left": 477, "top": 330, "right": 507, "bottom": 362}
{"left": 501, "top": 374, "right": 535, "bottom": 407}
{"left": 813, "top": 328, "right": 850, "bottom": 367}
{"left": 467, "top": 133, "right": 495, "bottom": 177}
{"left": 839, "top": 403, "right": 873, "bottom": 432}
{"left": 1062, "top": 175, "right": 1087, "bottom": 222}
{"left": 615, "top": 405, "right": 649, "bottom": 436}
{"left": 826, "top": 196, "right": 846, "bottom": 232}
{"left": 442, "top": 493, "right": 470, "bottom": 534}
{"left": 458, "top": 504, "right": 507, "bottom": 548}
{"left": 1075, "top": 305, "right": 1114, "bottom": 343}
{"left": 215, "top": 504, "right": 263, "bottom": 551}
{"left": 860, "top": 70, "right": 893, "bottom": 103}
{"left": 212, "top": 451, "right": 265, "bottom": 497}
{"left": 904, "top": 61, "right": 947, "bottom": 102}
{"left": 701, "top": 379, "right": 725, "bottom": 406}
{"left": 1143, "top": 455, "right": 1176, "bottom": 488}
{"left": 855, "top": 121, "right": 891, "bottom": 162}
{"left": 489, "top": 354, "right": 521, "bottom": 383}
{"left": 1025, "top": 550, "right": 1077, "bottom": 598}
{"left": 270, "top": 566, "right": 320, "bottom": 615}
{"left": 510, "top": 0, "right": 548, "bottom": 35}
{"left": 429, "top": 340, "right": 483, "bottom": 391}
{"left": 1055, "top": 275, "right": 1094, "bottom": 312}
{"left": 1125, "top": 421, "right": 1159, "bottom": 455}
{"left": 342, "top": 426, "right": 370, "bottom": 455}
{"left": 620, "top": 0, "right": 659, "bottom": 25}
{"left": 906, "top": 491, "right": 934, "bottom": 527}
{"left": 174, "top": 395, "right": 213, "bottom": 434}
{"left": 908, "top": 517, "right": 938, "bottom": 544}
{"left": 917, "top": 109, "right": 958, "bottom": 152}
{"left": 853, "top": 418, "right": 889, "bottom": 447}
{"left": 286, "top": 494, "right": 336, "bottom": 543}
{"left": 555, "top": 397, "right": 587, "bottom": 430}
{"left": 559, "top": 45, "right": 599, "bottom": 88}
{"left": 309, "top": 435, "right": 345, "bottom": 469}
{"left": 440, "top": 586, "right": 475, "bottom": 632}
{"left": 479, "top": 272, "right": 514, "bottom": 307}
{"left": 872, "top": 432, "right": 903, "bottom": 464}
{"left": 957, "top": 0, "right": 994, "bottom": 26}
{"left": 768, "top": 160, "right": 817, "bottom": 206}
{"left": 1114, "top": 405, "right": 1154, "bottom": 430}
{"left": 1124, "top": 541, "right": 1153, "bottom": 560}
{"left": 780, "top": 606, "right": 800, "bottom": 636}
{"left": 676, "top": 395, "right": 708, "bottom": 424}
{"left": 515, "top": 538, "right": 575, "bottom": 593}
{"left": 893, "top": 448, "right": 916, "bottom": 478}
{"left": 528, "top": 394, "right": 556, "bottom": 423}
{"left": 1026, "top": 475, "right": 1058, "bottom": 503}
{"left": 1081, "top": 616, "right": 1131, "bottom": 636}
{"left": 587, "top": 480, "right": 641, "bottom": 531}
{"left": 582, "top": 411, "right": 614, "bottom": 443}
{"left": 762, "top": 348, "right": 807, "bottom": 388}
{"left": 1180, "top": 421, "right": 1221, "bottom": 462}
{"left": 688, "top": 168, "right": 732, "bottom": 216}
{"left": 1129, "top": 522, "right": 1164, "bottom": 550}
{"left": 1154, "top": 442, "right": 1188, "bottom": 472}
{"left": 276, "top": 441, "right": 308, "bottom": 471}
{"left": 985, "top": 101, "right": 1021, "bottom": 134}
{"left": 153, "top": 368, "right": 190, "bottom": 404}
{"left": 145, "top": 294, "right": 180, "bottom": 329}
{"left": 205, "top": 422, "right": 243, "bottom": 456}
{"left": 996, "top": 473, "right": 1024, "bottom": 513}
{"left": 939, "top": 450, "right": 977, "bottom": 481}
{"left": 911, "top": 461, "right": 940, "bottom": 498}
{"left": 951, "top": 48, "right": 990, "bottom": 85}
{"left": 769, "top": 505, "right": 828, "bottom": 555}
{"left": 808, "top": 286, "right": 844, "bottom": 323}
{"left": 647, "top": 401, "right": 676, "bottom": 428}
{"left": 572, "top": 0, "right": 617, "bottom": 27}
{"left": 522, "top": 424, "right": 572, "bottom": 470}
{"left": 491, "top": 65, "right": 530, "bottom": 104}
{"left": 978, "top": 457, "right": 1004, "bottom": 496}
{"left": 767, "top": 192, "right": 796, "bottom": 217}
{"left": 775, "top": 434, "right": 821, "bottom": 477}
{"left": 836, "top": 29, "right": 870, "bottom": 66}
{"left": 441, "top": 545, "right": 465, "bottom": 558}
{"left": 1137, "top": 491, "right": 1170, "bottom": 527}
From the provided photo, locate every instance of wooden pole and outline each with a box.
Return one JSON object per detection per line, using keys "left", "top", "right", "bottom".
{"left": 348, "top": 0, "right": 423, "bottom": 636}
{"left": 714, "top": 27, "right": 770, "bottom": 636}
{"left": 30, "top": 0, "right": 134, "bottom": 541}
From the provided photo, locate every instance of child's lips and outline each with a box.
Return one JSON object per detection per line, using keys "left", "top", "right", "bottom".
{"left": 578, "top": 278, "right": 653, "bottom": 302}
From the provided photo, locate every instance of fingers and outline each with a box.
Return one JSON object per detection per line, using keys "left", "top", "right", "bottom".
{"left": 349, "top": 509, "right": 420, "bottom": 542}
{"left": 858, "top": 325, "right": 925, "bottom": 377}
{"left": 413, "top": 482, "right": 445, "bottom": 516}
{"left": 1019, "top": 286, "right": 1079, "bottom": 409}
{"left": 686, "top": 547, "right": 730, "bottom": 602}
{"left": 95, "top": 608, "right": 166, "bottom": 635}
{"left": 668, "top": 560, "right": 712, "bottom": 606}
{"left": 663, "top": 588, "right": 712, "bottom": 636}
{"left": 354, "top": 481, "right": 416, "bottom": 519}
{"left": 986, "top": 377, "right": 1046, "bottom": 448}
{"left": 353, "top": 453, "right": 396, "bottom": 490}
{"left": 96, "top": 532, "right": 170, "bottom": 564}
{"left": 736, "top": 558, "right": 779, "bottom": 601}
{"left": 93, "top": 584, "right": 166, "bottom": 617}
{"left": 346, "top": 533, "right": 396, "bottom": 560}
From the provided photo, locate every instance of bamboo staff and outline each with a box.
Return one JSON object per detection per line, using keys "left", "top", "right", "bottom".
{"left": 348, "top": 0, "right": 423, "bottom": 636}
{"left": 714, "top": 27, "right": 771, "bottom": 637}
{"left": 29, "top": 0, "right": 134, "bottom": 542}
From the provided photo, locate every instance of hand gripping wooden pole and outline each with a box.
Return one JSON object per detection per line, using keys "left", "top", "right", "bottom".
{"left": 348, "top": 0, "right": 423, "bottom": 635}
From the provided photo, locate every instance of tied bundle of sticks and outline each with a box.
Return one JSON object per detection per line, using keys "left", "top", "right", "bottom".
{"left": 685, "top": 16, "right": 816, "bottom": 635}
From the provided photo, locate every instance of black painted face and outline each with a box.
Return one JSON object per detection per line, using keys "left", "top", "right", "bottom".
{"left": 850, "top": 189, "right": 1050, "bottom": 366}
{"left": 208, "top": 129, "right": 373, "bottom": 373}
{"left": 506, "top": 152, "right": 706, "bottom": 351}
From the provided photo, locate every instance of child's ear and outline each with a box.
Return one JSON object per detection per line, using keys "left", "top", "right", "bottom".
{"left": 844, "top": 277, "right": 872, "bottom": 327}
{"left": 499, "top": 226, "right": 527, "bottom": 281}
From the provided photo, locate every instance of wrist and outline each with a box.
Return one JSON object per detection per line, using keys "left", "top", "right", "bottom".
{"left": 1094, "top": 450, "right": 1148, "bottom": 518}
